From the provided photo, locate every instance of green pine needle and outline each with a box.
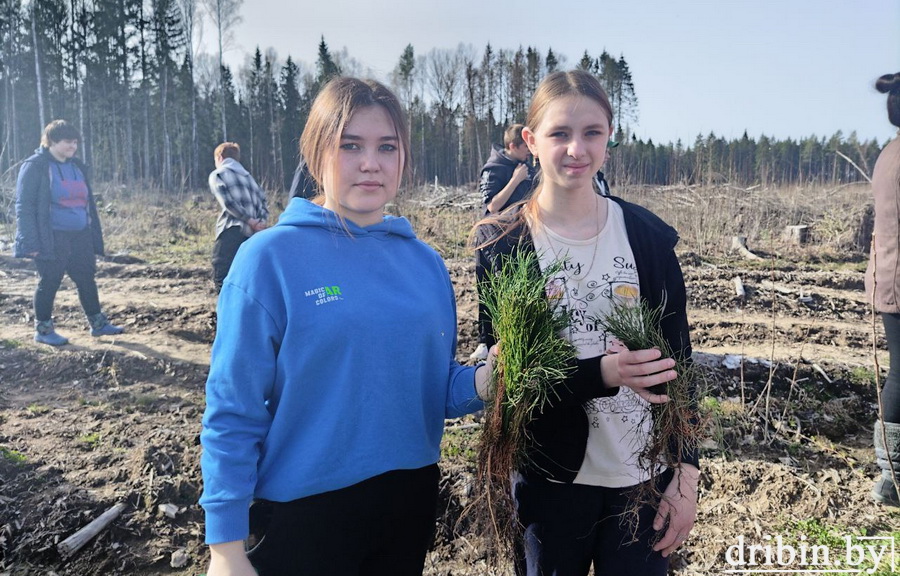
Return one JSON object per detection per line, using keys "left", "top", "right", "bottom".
{"left": 471, "top": 248, "right": 577, "bottom": 561}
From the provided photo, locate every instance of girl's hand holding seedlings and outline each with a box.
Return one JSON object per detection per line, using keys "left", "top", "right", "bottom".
{"left": 652, "top": 463, "right": 699, "bottom": 557}
{"left": 600, "top": 343, "right": 676, "bottom": 404}
{"left": 474, "top": 344, "right": 500, "bottom": 401}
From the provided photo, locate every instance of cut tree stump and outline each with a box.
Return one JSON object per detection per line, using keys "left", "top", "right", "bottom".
{"left": 731, "top": 236, "right": 763, "bottom": 260}
{"left": 784, "top": 225, "right": 809, "bottom": 245}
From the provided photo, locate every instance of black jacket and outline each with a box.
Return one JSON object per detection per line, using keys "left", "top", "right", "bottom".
{"left": 288, "top": 156, "right": 317, "bottom": 200}
{"left": 479, "top": 144, "right": 535, "bottom": 215}
{"left": 476, "top": 196, "right": 698, "bottom": 482}
{"left": 14, "top": 147, "right": 104, "bottom": 260}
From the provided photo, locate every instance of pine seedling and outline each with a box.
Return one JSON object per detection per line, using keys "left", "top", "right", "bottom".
{"left": 471, "top": 249, "right": 577, "bottom": 563}
{"left": 593, "top": 295, "right": 702, "bottom": 536}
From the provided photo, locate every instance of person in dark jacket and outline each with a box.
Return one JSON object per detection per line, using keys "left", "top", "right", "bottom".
{"left": 594, "top": 139, "right": 618, "bottom": 196}
{"left": 13, "top": 119, "right": 123, "bottom": 346}
{"left": 479, "top": 124, "right": 535, "bottom": 216}
{"left": 471, "top": 124, "right": 536, "bottom": 361}
{"left": 474, "top": 70, "right": 697, "bottom": 576}
{"left": 865, "top": 71, "right": 900, "bottom": 507}
{"left": 287, "top": 156, "right": 317, "bottom": 200}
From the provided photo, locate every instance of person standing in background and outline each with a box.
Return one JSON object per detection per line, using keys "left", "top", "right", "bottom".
{"left": 208, "top": 142, "right": 269, "bottom": 292}
{"left": 471, "top": 124, "right": 536, "bottom": 361}
{"left": 865, "top": 71, "right": 900, "bottom": 508}
{"left": 14, "top": 119, "right": 124, "bottom": 346}
{"left": 594, "top": 139, "right": 618, "bottom": 196}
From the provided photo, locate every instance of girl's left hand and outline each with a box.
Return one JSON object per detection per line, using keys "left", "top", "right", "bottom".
{"left": 652, "top": 463, "right": 699, "bottom": 557}
{"left": 474, "top": 344, "right": 499, "bottom": 401}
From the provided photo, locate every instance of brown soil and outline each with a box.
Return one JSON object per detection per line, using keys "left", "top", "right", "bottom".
{"left": 1, "top": 245, "right": 898, "bottom": 575}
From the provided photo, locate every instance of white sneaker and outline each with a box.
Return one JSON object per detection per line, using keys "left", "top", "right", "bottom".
{"left": 469, "top": 343, "right": 489, "bottom": 361}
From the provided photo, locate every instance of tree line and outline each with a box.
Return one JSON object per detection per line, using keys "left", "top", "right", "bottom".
{"left": 0, "top": 0, "right": 883, "bottom": 194}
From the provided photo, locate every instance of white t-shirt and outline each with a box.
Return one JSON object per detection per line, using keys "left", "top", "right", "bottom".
{"left": 530, "top": 200, "right": 653, "bottom": 487}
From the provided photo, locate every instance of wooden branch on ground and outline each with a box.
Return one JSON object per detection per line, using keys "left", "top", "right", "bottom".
{"left": 760, "top": 280, "right": 795, "bottom": 295}
{"left": 57, "top": 502, "right": 126, "bottom": 558}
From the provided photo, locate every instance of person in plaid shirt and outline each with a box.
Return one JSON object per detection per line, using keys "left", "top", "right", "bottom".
{"left": 208, "top": 142, "right": 269, "bottom": 292}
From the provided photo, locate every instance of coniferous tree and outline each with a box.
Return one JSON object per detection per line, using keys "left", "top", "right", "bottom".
{"left": 314, "top": 36, "right": 340, "bottom": 90}
{"left": 545, "top": 47, "right": 558, "bottom": 74}
{"left": 279, "top": 55, "right": 302, "bottom": 189}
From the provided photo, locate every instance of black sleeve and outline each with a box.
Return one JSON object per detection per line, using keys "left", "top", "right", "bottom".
{"left": 289, "top": 159, "right": 317, "bottom": 199}
{"left": 479, "top": 166, "right": 507, "bottom": 205}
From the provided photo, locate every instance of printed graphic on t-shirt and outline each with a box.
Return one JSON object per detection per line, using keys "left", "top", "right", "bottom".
{"left": 532, "top": 201, "right": 652, "bottom": 485}
{"left": 57, "top": 179, "right": 88, "bottom": 208}
{"left": 304, "top": 285, "right": 344, "bottom": 306}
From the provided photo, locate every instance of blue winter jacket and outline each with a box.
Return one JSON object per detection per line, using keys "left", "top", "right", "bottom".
{"left": 200, "top": 198, "right": 484, "bottom": 545}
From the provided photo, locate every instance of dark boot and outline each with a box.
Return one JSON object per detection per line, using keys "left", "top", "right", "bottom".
{"left": 872, "top": 421, "right": 900, "bottom": 507}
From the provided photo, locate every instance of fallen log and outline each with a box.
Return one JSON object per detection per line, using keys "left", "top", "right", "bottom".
{"left": 57, "top": 502, "right": 126, "bottom": 558}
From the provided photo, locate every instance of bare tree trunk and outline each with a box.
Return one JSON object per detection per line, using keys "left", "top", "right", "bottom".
{"left": 161, "top": 66, "right": 172, "bottom": 190}
{"left": 216, "top": 0, "right": 227, "bottom": 140}
{"left": 124, "top": 95, "right": 134, "bottom": 182}
{"left": 81, "top": 80, "right": 92, "bottom": 166}
{"left": 190, "top": 80, "right": 198, "bottom": 186}
{"left": 142, "top": 89, "right": 150, "bottom": 180}
{"left": 268, "top": 75, "right": 280, "bottom": 186}
{"left": 178, "top": 0, "right": 199, "bottom": 188}
{"left": 3, "top": 65, "right": 17, "bottom": 169}
{"left": 30, "top": 0, "right": 45, "bottom": 128}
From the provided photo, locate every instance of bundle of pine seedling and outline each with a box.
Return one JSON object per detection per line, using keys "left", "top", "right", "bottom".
{"left": 593, "top": 296, "right": 702, "bottom": 534}
{"left": 471, "top": 249, "right": 577, "bottom": 564}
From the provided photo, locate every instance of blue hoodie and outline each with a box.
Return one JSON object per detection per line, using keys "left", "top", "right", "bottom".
{"left": 200, "top": 198, "right": 483, "bottom": 545}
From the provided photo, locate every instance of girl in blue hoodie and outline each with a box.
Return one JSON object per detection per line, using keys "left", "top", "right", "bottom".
{"left": 200, "top": 77, "right": 491, "bottom": 576}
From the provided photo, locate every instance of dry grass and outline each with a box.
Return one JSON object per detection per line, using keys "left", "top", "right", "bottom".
{"left": 611, "top": 182, "right": 872, "bottom": 261}
{"left": 0, "top": 180, "right": 872, "bottom": 268}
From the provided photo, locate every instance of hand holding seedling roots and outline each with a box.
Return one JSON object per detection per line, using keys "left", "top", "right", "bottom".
{"left": 593, "top": 299, "right": 703, "bottom": 540}
{"left": 602, "top": 345, "right": 676, "bottom": 403}
{"left": 468, "top": 250, "right": 577, "bottom": 564}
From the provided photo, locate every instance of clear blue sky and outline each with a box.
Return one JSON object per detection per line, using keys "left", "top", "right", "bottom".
{"left": 220, "top": 0, "right": 900, "bottom": 146}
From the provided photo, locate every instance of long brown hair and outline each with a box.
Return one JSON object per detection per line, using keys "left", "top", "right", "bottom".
{"left": 472, "top": 70, "right": 615, "bottom": 249}
{"left": 301, "top": 77, "right": 411, "bottom": 206}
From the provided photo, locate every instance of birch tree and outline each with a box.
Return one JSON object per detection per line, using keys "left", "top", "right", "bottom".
{"left": 200, "top": 0, "right": 241, "bottom": 140}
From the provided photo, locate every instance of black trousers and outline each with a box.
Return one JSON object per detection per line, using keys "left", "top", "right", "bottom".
{"left": 212, "top": 226, "right": 249, "bottom": 293}
{"left": 249, "top": 464, "right": 440, "bottom": 576}
{"left": 34, "top": 228, "right": 101, "bottom": 321}
{"left": 881, "top": 313, "right": 900, "bottom": 423}
{"left": 514, "top": 468, "right": 674, "bottom": 576}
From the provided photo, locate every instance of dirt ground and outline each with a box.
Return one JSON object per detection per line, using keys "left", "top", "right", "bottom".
{"left": 1, "top": 233, "right": 899, "bottom": 574}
